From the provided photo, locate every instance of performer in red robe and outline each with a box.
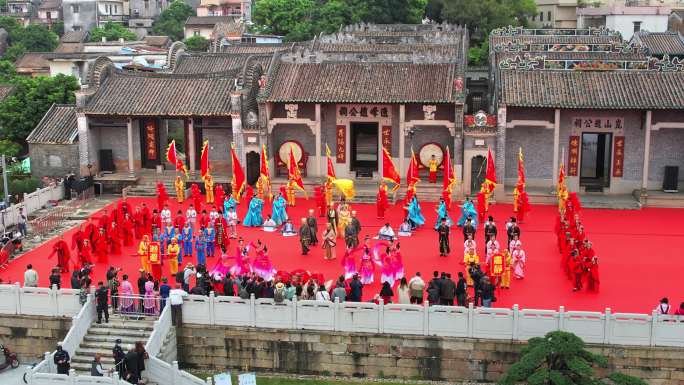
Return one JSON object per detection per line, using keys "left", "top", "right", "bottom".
{"left": 71, "top": 225, "right": 86, "bottom": 254}
{"left": 98, "top": 209, "right": 111, "bottom": 230}
{"left": 141, "top": 203, "right": 151, "bottom": 235}
{"left": 476, "top": 191, "right": 487, "bottom": 224}
{"left": 173, "top": 210, "right": 185, "bottom": 231}
{"left": 314, "top": 186, "right": 325, "bottom": 217}
{"left": 150, "top": 210, "right": 162, "bottom": 236}
{"left": 191, "top": 183, "right": 202, "bottom": 213}
{"left": 133, "top": 207, "right": 144, "bottom": 240}
{"left": 215, "top": 184, "right": 226, "bottom": 213}
{"left": 245, "top": 185, "right": 254, "bottom": 200}
{"left": 376, "top": 182, "right": 389, "bottom": 219}
{"left": 157, "top": 181, "right": 169, "bottom": 211}
{"left": 199, "top": 210, "right": 209, "bottom": 229}
{"left": 587, "top": 256, "right": 600, "bottom": 292}
{"left": 49, "top": 237, "right": 71, "bottom": 273}
{"left": 108, "top": 223, "right": 122, "bottom": 255}
{"left": 94, "top": 228, "right": 109, "bottom": 263}
{"left": 116, "top": 199, "right": 128, "bottom": 224}
{"left": 79, "top": 239, "right": 93, "bottom": 268}
{"left": 515, "top": 186, "right": 530, "bottom": 223}
{"left": 121, "top": 213, "right": 135, "bottom": 247}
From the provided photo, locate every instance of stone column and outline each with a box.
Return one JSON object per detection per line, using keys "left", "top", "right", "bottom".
{"left": 641, "top": 110, "right": 652, "bottom": 191}
{"left": 552, "top": 108, "right": 561, "bottom": 188}
{"left": 230, "top": 92, "right": 245, "bottom": 167}
{"left": 315, "top": 103, "right": 322, "bottom": 177}
{"left": 495, "top": 106, "right": 507, "bottom": 200}
{"left": 127, "top": 117, "right": 135, "bottom": 177}
{"left": 187, "top": 118, "right": 196, "bottom": 175}
{"left": 399, "top": 104, "right": 406, "bottom": 177}
{"left": 76, "top": 112, "right": 90, "bottom": 176}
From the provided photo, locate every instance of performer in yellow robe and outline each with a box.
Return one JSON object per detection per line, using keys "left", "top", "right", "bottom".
{"left": 428, "top": 155, "right": 438, "bottom": 183}
{"left": 256, "top": 177, "right": 264, "bottom": 200}
{"left": 286, "top": 181, "right": 296, "bottom": 206}
{"left": 166, "top": 237, "right": 180, "bottom": 276}
{"left": 324, "top": 180, "right": 333, "bottom": 207}
{"left": 204, "top": 174, "right": 214, "bottom": 204}
{"left": 500, "top": 249, "right": 512, "bottom": 289}
{"left": 463, "top": 248, "right": 480, "bottom": 286}
{"left": 174, "top": 175, "right": 185, "bottom": 203}
{"left": 337, "top": 200, "right": 352, "bottom": 239}
{"left": 138, "top": 235, "right": 151, "bottom": 273}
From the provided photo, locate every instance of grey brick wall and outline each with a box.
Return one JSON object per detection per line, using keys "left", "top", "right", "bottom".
{"left": 505, "top": 126, "right": 553, "bottom": 180}
{"left": 29, "top": 143, "right": 80, "bottom": 178}
{"left": 406, "top": 126, "right": 452, "bottom": 161}
{"left": 96, "top": 124, "right": 140, "bottom": 172}
{"left": 649, "top": 128, "right": 684, "bottom": 187}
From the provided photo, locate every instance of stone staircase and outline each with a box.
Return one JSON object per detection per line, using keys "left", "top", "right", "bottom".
{"left": 70, "top": 313, "right": 156, "bottom": 377}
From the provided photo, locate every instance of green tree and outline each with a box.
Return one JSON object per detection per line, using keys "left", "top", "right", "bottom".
{"left": 468, "top": 40, "right": 489, "bottom": 66}
{"left": 51, "top": 21, "right": 65, "bottom": 37}
{"left": 183, "top": 35, "right": 209, "bottom": 52}
{"left": 0, "top": 74, "right": 79, "bottom": 144}
{"left": 89, "top": 22, "right": 137, "bottom": 42}
{"left": 152, "top": 0, "right": 195, "bottom": 41}
{"left": 500, "top": 331, "right": 647, "bottom": 385}
{"left": 360, "top": 0, "right": 427, "bottom": 24}
{"left": 14, "top": 24, "right": 59, "bottom": 52}
{"left": 0, "top": 60, "right": 16, "bottom": 82}
{"left": 0, "top": 139, "right": 21, "bottom": 157}
{"left": 426, "top": 0, "right": 536, "bottom": 37}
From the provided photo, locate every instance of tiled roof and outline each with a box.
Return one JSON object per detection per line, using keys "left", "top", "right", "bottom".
{"left": 38, "top": 0, "right": 60, "bottom": 9}
{"left": 216, "top": 44, "right": 288, "bottom": 54}
{"left": 185, "top": 16, "right": 234, "bottom": 26}
{"left": 490, "top": 34, "right": 621, "bottom": 47}
{"left": 84, "top": 70, "right": 236, "bottom": 116}
{"left": 212, "top": 21, "right": 244, "bottom": 37}
{"left": 143, "top": 35, "right": 171, "bottom": 48}
{"left": 173, "top": 53, "right": 272, "bottom": 74}
{"left": 55, "top": 42, "right": 84, "bottom": 53}
{"left": 264, "top": 62, "right": 461, "bottom": 103}
{"left": 61, "top": 31, "right": 88, "bottom": 43}
{"left": 316, "top": 43, "right": 461, "bottom": 56}
{"left": 26, "top": 104, "right": 78, "bottom": 144}
{"left": 494, "top": 50, "right": 648, "bottom": 65}
{"left": 499, "top": 70, "right": 684, "bottom": 109}
{"left": 0, "top": 85, "right": 14, "bottom": 101}
{"left": 632, "top": 31, "right": 684, "bottom": 55}
{"left": 15, "top": 52, "right": 49, "bottom": 69}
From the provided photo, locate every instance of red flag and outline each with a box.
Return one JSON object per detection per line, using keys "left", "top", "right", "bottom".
{"left": 484, "top": 148, "right": 497, "bottom": 187}
{"left": 478, "top": 148, "right": 497, "bottom": 219}
{"left": 406, "top": 148, "right": 420, "bottom": 188}
{"left": 230, "top": 144, "right": 246, "bottom": 200}
{"left": 260, "top": 144, "right": 272, "bottom": 200}
{"left": 200, "top": 140, "right": 209, "bottom": 180}
{"left": 442, "top": 146, "right": 456, "bottom": 208}
{"left": 382, "top": 148, "right": 400, "bottom": 191}
{"left": 557, "top": 160, "right": 568, "bottom": 212}
{"left": 513, "top": 147, "right": 530, "bottom": 220}
{"left": 166, "top": 140, "right": 177, "bottom": 167}
{"left": 326, "top": 144, "right": 336, "bottom": 181}
{"left": 288, "top": 145, "right": 305, "bottom": 192}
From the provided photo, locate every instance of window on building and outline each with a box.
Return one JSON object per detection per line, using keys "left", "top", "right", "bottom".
{"left": 532, "top": 14, "right": 536, "bottom": 21}
{"left": 71, "top": 4, "right": 79, "bottom": 13}
{"left": 73, "top": 25, "right": 81, "bottom": 30}
{"left": 539, "top": 11, "right": 543, "bottom": 22}
{"left": 633, "top": 21, "right": 641, "bottom": 32}
{"left": 193, "top": 29, "right": 199, "bottom": 36}
{"left": 547, "top": 11, "right": 551, "bottom": 21}
{"left": 144, "top": 0, "right": 149, "bottom": 10}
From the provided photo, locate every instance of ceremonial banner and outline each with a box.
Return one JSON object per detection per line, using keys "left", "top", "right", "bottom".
{"left": 325, "top": 144, "right": 336, "bottom": 180}
{"left": 568, "top": 136, "right": 580, "bottom": 176}
{"left": 230, "top": 144, "right": 246, "bottom": 200}
{"left": 200, "top": 140, "right": 210, "bottom": 180}
{"left": 148, "top": 242, "right": 160, "bottom": 263}
{"left": 442, "top": 146, "right": 455, "bottom": 194}
{"left": 336, "top": 125, "right": 346, "bottom": 163}
{"left": 381, "top": 125, "right": 392, "bottom": 152}
{"left": 612, "top": 136, "right": 625, "bottom": 178}
{"left": 381, "top": 147, "right": 400, "bottom": 190}
{"left": 259, "top": 144, "right": 272, "bottom": 200}
{"left": 144, "top": 120, "right": 158, "bottom": 160}
{"left": 288, "top": 145, "right": 305, "bottom": 191}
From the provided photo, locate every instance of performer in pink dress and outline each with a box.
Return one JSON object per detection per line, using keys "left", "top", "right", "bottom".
{"left": 359, "top": 248, "right": 375, "bottom": 285}
{"left": 390, "top": 244, "right": 404, "bottom": 282}
{"left": 229, "top": 238, "right": 253, "bottom": 277}
{"left": 252, "top": 245, "right": 276, "bottom": 281}
{"left": 380, "top": 252, "right": 395, "bottom": 286}
{"left": 341, "top": 246, "right": 358, "bottom": 280}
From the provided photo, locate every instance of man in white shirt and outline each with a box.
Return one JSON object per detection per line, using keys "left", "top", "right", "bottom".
{"left": 169, "top": 283, "right": 188, "bottom": 326}
{"left": 209, "top": 208, "right": 220, "bottom": 227}
{"left": 161, "top": 204, "right": 172, "bottom": 225}
{"left": 186, "top": 204, "right": 197, "bottom": 230}
{"left": 408, "top": 272, "right": 425, "bottom": 304}
{"left": 226, "top": 207, "right": 238, "bottom": 238}
{"left": 263, "top": 216, "right": 277, "bottom": 232}
{"left": 398, "top": 220, "right": 412, "bottom": 237}
{"left": 378, "top": 223, "right": 395, "bottom": 241}
{"left": 24, "top": 264, "right": 38, "bottom": 287}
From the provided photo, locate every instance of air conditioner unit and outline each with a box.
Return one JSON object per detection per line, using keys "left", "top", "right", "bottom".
{"left": 133, "top": 8, "right": 139, "bottom": 15}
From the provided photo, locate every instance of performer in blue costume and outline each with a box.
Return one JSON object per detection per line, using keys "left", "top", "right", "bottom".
{"left": 195, "top": 232, "right": 206, "bottom": 266}
{"left": 457, "top": 197, "right": 478, "bottom": 227}
{"left": 223, "top": 195, "right": 237, "bottom": 220}
{"left": 180, "top": 223, "right": 193, "bottom": 260}
{"left": 407, "top": 196, "right": 425, "bottom": 229}
{"left": 271, "top": 192, "right": 288, "bottom": 226}
{"left": 243, "top": 195, "right": 264, "bottom": 227}
{"left": 434, "top": 198, "right": 452, "bottom": 229}
{"left": 204, "top": 226, "right": 216, "bottom": 258}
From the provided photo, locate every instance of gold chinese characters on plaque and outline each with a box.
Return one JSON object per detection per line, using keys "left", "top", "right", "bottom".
{"left": 612, "top": 136, "right": 625, "bottom": 178}
{"left": 145, "top": 120, "right": 157, "bottom": 160}
{"left": 572, "top": 117, "right": 624, "bottom": 131}
{"left": 568, "top": 136, "right": 580, "bottom": 176}
{"left": 336, "top": 125, "right": 346, "bottom": 163}
{"left": 381, "top": 125, "right": 391, "bottom": 151}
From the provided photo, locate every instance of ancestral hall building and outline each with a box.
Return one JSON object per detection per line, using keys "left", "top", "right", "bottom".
{"left": 29, "top": 23, "right": 684, "bottom": 204}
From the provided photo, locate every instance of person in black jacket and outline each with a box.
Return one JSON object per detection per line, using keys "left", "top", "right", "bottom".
{"left": 53, "top": 345, "right": 70, "bottom": 375}
{"left": 462, "top": 217, "right": 476, "bottom": 242}
{"left": 49, "top": 268, "right": 61, "bottom": 290}
{"left": 481, "top": 276, "right": 495, "bottom": 307}
{"left": 95, "top": 281, "right": 109, "bottom": 324}
{"left": 136, "top": 270, "right": 147, "bottom": 312}
{"left": 349, "top": 274, "right": 363, "bottom": 302}
{"left": 470, "top": 265, "right": 484, "bottom": 306}
{"left": 439, "top": 273, "right": 456, "bottom": 306}
{"left": 112, "top": 339, "right": 125, "bottom": 378}
{"left": 455, "top": 272, "right": 467, "bottom": 307}
{"left": 427, "top": 271, "right": 441, "bottom": 305}
{"left": 222, "top": 273, "right": 235, "bottom": 296}
{"left": 122, "top": 347, "right": 139, "bottom": 384}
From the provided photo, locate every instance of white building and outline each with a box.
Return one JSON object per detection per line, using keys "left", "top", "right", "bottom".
{"left": 577, "top": 4, "right": 671, "bottom": 40}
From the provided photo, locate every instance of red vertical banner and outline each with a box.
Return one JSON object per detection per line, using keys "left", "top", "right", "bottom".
{"left": 568, "top": 136, "right": 580, "bottom": 176}
{"left": 336, "top": 125, "right": 346, "bottom": 163}
{"left": 613, "top": 136, "right": 625, "bottom": 177}
{"left": 145, "top": 120, "right": 158, "bottom": 160}
{"left": 381, "top": 125, "right": 392, "bottom": 152}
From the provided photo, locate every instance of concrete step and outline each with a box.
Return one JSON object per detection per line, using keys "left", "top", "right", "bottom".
{"left": 72, "top": 354, "right": 116, "bottom": 365}
{"left": 87, "top": 328, "right": 152, "bottom": 339}
{"left": 83, "top": 334, "right": 147, "bottom": 345}
{"left": 90, "top": 318, "right": 156, "bottom": 329}
{"left": 74, "top": 347, "right": 121, "bottom": 358}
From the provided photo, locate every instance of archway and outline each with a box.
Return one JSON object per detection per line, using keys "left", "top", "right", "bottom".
{"left": 470, "top": 155, "right": 486, "bottom": 193}
{"left": 246, "top": 151, "right": 260, "bottom": 186}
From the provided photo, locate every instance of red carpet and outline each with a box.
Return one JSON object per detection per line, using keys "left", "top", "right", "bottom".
{"left": 1, "top": 195, "right": 681, "bottom": 313}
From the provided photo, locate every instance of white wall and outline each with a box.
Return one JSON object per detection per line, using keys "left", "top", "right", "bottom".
{"left": 606, "top": 14, "right": 669, "bottom": 40}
